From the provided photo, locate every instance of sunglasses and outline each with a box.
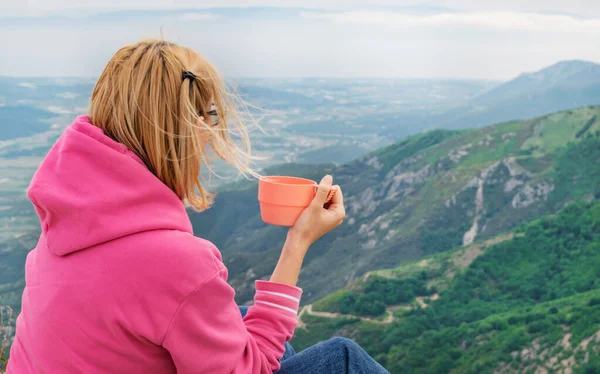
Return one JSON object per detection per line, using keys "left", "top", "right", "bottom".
{"left": 203, "top": 103, "right": 219, "bottom": 126}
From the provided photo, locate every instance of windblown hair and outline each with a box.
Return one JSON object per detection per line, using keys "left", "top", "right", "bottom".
{"left": 89, "top": 39, "right": 256, "bottom": 211}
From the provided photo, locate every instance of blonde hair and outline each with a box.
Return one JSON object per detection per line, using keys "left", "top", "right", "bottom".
{"left": 89, "top": 39, "right": 256, "bottom": 211}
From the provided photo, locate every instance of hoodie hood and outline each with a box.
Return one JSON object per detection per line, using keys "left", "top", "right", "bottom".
{"left": 28, "top": 115, "right": 193, "bottom": 256}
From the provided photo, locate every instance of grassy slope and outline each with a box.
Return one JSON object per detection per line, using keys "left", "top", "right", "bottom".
{"left": 310, "top": 233, "right": 517, "bottom": 316}
{"left": 292, "top": 201, "right": 600, "bottom": 373}
{"left": 190, "top": 106, "right": 600, "bottom": 304}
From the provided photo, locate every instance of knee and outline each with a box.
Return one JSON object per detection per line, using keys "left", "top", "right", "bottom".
{"left": 328, "top": 337, "right": 359, "bottom": 350}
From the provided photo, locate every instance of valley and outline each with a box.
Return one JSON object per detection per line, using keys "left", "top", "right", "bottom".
{"left": 190, "top": 106, "right": 600, "bottom": 304}
{"left": 1, "top": 61, "right": 600, "bottom": 371}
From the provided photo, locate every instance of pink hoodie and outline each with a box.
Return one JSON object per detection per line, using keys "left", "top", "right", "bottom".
{"left": 7, "top": 115, "right": 302, "bottom": 374}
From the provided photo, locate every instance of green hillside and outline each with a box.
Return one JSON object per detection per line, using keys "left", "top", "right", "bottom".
{"left": 292, "top": 201, "right": 600, "bottom": 373}
{"left": 1, "top": 105, "right": 599, "bottom": 370}
{"left": 190, "top": 106, "right": 600, "bottom": 304}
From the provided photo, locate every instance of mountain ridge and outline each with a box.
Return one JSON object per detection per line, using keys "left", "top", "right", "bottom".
{"left": 433, "top": 60, "right": 600, "bottom": 130}
{"left": 190, "top": 105, "right": 600, "bottom": 304}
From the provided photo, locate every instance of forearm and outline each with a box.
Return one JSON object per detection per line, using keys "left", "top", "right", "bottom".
{"left": 269, "top": 232, "right": 309, "bottom": 287}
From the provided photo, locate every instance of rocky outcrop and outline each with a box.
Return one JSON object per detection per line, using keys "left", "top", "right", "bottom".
{"left": 463, "top": 178, "right": 484, "bottom": 246}
{"left": 503, "top": 157, "right": 532, "bottom": 192}
{"left": 511, "top": 182, "right": 555, "bottom": 208}
{"left": 365, "top": 157, "right": 383, "bottom": 170}
{"left": 384, "top": 164, "right": 433, "bottom": 200}
{"left": 349, "top": 154, "right": 439, "bottom": 218}
{"left": 449, "top": 143, "right": 473, "bottom": 163}
{"left": 448, "top": 157, "right": 541, "bottom": 245}
{"left": 347, "top": 187, "right": 378, "bottom": 218}
{"left": 495, "top": 330, "right": 600, "bottom": 374}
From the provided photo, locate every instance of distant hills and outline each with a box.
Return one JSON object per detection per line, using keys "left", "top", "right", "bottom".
{"left": 190, "top": 105, "right": 600, "bottom": 304}
{"left": 477, "top": 60, "right": 600, "bottom": 104}
{"left": 434, "top": 60, "right": 600, "bottom": 130}
{"left": 2, "top": 59, "right": 600, "bottom": 150}
{"left": 231, "top": 60, "right": 600, "bottom": 146}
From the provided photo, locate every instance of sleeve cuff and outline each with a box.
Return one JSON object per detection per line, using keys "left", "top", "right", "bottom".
{"left": 254, "top": 280, "right": 303, "bottom": 316}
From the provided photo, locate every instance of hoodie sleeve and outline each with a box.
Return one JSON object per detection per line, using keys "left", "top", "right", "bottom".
{"left": 161, "top": 264, "right": 302, "bottom": 374}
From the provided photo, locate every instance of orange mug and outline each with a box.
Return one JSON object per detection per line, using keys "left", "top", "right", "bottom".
{"left": 258, "top": 176, "right": 337, "bottom": 226}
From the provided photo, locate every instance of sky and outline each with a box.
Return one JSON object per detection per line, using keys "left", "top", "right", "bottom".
{"left": 1, "top": 0, "right": 600, "bottom": 80}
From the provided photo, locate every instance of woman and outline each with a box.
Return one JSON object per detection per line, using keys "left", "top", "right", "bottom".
{"left": 7, "top": 39, "right": 389, "bottom": 374}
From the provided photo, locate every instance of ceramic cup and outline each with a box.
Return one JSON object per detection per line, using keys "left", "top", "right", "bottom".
{"left": 258, "top": 176, "right": 337, "bottom": 226}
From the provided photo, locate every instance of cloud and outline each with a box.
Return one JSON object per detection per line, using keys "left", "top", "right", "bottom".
{"left": 2, "top": 0, "right": 600, "bottom": 20}
{"left": 56, "top": 92, "right": 79, "bottom": 99}
{"left": 178, "top": 13, "right": 219, "bottom": 21}
{"left": 17, "top": 82, "right": 36, "bottom": 89}
{"left": 301, "top": 10, "right": 600, "bottom": 32}
{"left": 47, "top": 106, "right": 71, "bottom": 114}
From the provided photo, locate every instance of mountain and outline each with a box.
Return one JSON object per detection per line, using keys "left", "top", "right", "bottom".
{"left": 189, "top": 106, "right": 600, "bottom": 305}
{"left": 434, "top": 61, "right": 600, "bottom": 130}
{"left": 292, "top": 201, "right": 600, "bottom": 373}
{"left": 0, "top": 105, "right": 598, "bottom": 367}
{"left": 476, "top": 61, "right": 600, "bottom": 105}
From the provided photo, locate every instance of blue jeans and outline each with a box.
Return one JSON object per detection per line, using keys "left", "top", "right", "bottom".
{"left": 239, "top": 306, "right": 389, "bottom": 374}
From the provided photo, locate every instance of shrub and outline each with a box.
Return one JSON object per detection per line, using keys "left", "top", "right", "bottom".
{"left": 1, "top": 305, "right": 14, "bottom": 372}
{"left": 588, "top": 298, "right": 600, "bottom": 307}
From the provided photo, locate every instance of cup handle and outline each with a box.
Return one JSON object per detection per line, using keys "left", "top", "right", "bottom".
{"left": 325, "top": 186, "right": 338, "bottom": 203}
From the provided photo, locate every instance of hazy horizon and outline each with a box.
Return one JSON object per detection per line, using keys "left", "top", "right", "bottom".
{"left": 2, "top": 1, "right": 600, "bottom": 80}
{"left": 1, "top": 59, "right": 598, "bottom": 81}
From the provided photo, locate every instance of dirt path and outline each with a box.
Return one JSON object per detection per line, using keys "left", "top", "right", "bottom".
{"left": 386, "top": 305, "right": 411, "bottom": 322}
{"left": 298, "top": 233, "right": 520, "bottom": 329}
{"left": 299, "top": 294, "right": 442, "bottom": 327}
{"left": 296, "top": 305, "right": 307, "bottom": 330}
{"left": 298, "top": 233, "right": 522, "bottom": 330}
{"left": 415, "top": 293, "right": 439, "bottom": 308}
{"left": 299, "top": 303, "right": 409, "bottom": 328}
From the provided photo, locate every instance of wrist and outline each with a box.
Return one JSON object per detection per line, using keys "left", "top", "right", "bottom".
{"left": 270, "top": 236, "right": 307, "bottom": 286}
{"left": 283, "top": 231, "right": 310, "bottom": 258}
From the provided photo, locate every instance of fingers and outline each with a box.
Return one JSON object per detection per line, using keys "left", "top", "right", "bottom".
{"left": 329, "top": 186, "right": 346, "bottom": 221}
{"left": 311, "top": 175, "right": 333, "bottom": 208}
{"left": 330, "top": 185, "right": 344, "bottom": 206}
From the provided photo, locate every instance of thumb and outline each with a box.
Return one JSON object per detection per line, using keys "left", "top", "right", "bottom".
{"left": 311, "top": 175, "right": 333, "bottom": 208}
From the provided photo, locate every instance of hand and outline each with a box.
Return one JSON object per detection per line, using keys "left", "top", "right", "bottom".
{"left": 271, "top": 176, "right": 345, "bottom": 286}
{"left": 288, "top": 175, "right": 346, "bottom": 249}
